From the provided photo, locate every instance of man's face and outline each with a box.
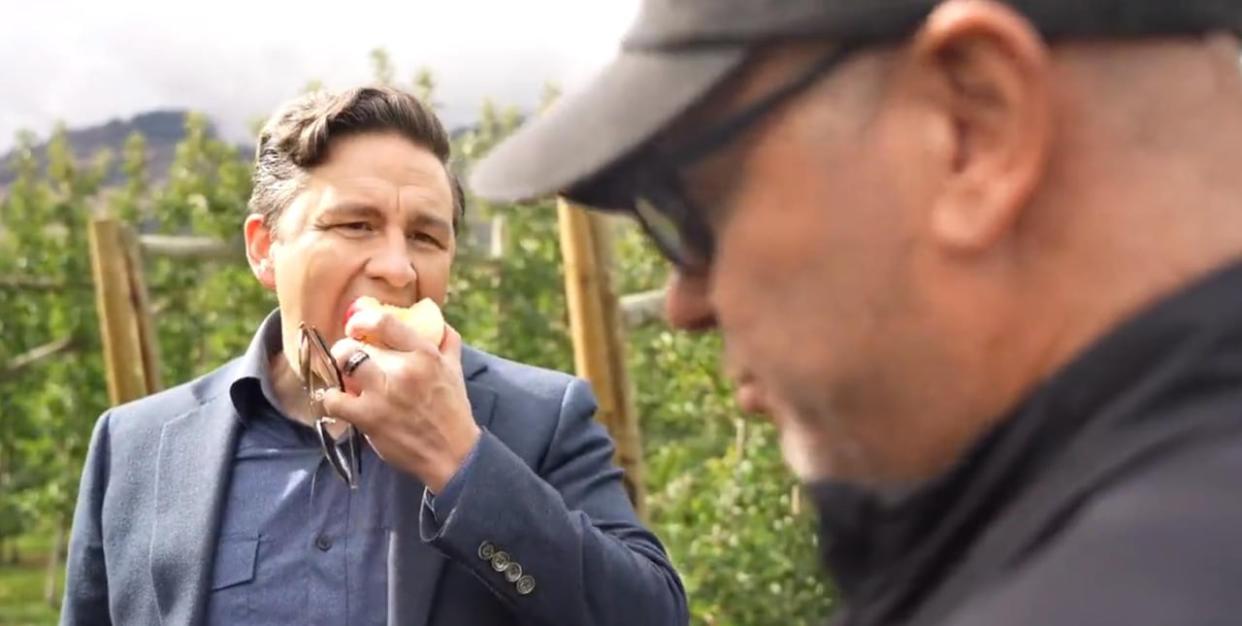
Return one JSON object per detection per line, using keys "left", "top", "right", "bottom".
{"left": 666, "top": 46, "right": 971, "bottom": 486}
{"left": 246, "top": 131, "right": 457, "bottom": 370}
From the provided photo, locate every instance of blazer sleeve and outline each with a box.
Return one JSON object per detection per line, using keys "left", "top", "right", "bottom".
{"left": 419, "top": 378, "right": 689, "bottom": 626}
{"left": 60, "top": 412, "right": 113, "bottom": 626}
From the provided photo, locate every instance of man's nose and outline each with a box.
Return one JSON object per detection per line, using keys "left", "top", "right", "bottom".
{"left": 664, "top": 270, "right": 717, "bottom": 331}
{"left": 367, "top": 232, "right": 417, "bottom": 288}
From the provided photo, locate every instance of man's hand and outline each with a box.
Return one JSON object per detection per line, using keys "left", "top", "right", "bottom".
{"left": 321, "top": 307, "right": 480, "bottom": 493}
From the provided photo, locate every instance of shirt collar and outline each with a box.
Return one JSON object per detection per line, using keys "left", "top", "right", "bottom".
{"left": 229, "top": 308, "right": 288, "bottom": 422}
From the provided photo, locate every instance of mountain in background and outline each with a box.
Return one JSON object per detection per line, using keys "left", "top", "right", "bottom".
{"left": 0, "top": 109, "right": 487, "bottom": 189}
{"left": 0, "top": 110, "right": 251, "bottom": 188}
{"left": 0, "top": 109, "right": 499, "bottom": 250}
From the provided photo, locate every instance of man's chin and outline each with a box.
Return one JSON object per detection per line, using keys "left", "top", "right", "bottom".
{"left": 776, "top": 411, "right": 880, "bottom": 487}
{"left": 779, "top": 426, "right": 832, "bottom": 483}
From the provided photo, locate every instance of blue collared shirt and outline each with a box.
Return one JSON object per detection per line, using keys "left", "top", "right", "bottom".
{"left": 205, "top": 311, "right": 474, "bottom": 625}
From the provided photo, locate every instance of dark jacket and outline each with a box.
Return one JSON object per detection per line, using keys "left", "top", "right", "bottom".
{"left": 61, "top": 345, "right": 688, "bottom": 626}
{"left": 819, "top": 260, "right": 1242, "bottom": 626}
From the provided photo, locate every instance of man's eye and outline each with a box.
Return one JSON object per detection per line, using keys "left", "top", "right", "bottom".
{"left": 410, "top": 232, "right": 443, "bottom": 248}
{"left": 336, "top": 222, "right": 373, "bottom": 232}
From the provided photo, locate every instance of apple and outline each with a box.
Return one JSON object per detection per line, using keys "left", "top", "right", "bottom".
{"left": 345, "top": 296, "right": 446, "bottom": 346}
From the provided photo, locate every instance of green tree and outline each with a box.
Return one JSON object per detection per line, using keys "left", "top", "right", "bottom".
{"left": 0, "top": 125, "right": 112, "bottom": 603}
{"left": 370, "top": 48, "right": 395, "bottom": 86}
{"left": 412, "top": 67, "right": 438, "bottom": 109}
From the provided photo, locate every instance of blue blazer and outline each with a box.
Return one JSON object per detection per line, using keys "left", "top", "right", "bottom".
{"left": 60, "top": 345, "right": 688, "bottom": 625}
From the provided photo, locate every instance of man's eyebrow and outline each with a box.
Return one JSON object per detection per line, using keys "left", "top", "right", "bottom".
{"left": 320, "top": 202, "right": 384, "bottom": 219}
{"left": 408, "top": 210, "right": 452, "bottom": 235}
{"left": 321, "top": 202, "right": 452, "bottom": 236}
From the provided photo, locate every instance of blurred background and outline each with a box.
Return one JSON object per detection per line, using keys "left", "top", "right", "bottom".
{"left": 0, "top": 1, "right": 831, "bottom": 624}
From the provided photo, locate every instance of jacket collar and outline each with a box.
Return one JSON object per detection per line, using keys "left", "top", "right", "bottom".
{"left": 817, "top": 258, "right": 1242, "bottom": 619}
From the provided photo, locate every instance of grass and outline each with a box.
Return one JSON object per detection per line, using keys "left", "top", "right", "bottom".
{"left": 0, "top": 532, "right": 63, "bottom": 626}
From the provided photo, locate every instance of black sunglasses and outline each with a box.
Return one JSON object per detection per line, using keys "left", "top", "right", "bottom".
{"left": 628, "top": 45, "right": 858, "bottom": 271}
{"left": 298, "top": 322, "right": 363, "bottom": 489}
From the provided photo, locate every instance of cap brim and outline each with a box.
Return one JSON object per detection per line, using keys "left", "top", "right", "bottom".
{"left": 469, "top": 46, "right": 747, "bottom": 206}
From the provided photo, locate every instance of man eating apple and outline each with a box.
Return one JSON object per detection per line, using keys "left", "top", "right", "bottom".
{"left": 61, "top": 86, "right": 688, "bottom": 626}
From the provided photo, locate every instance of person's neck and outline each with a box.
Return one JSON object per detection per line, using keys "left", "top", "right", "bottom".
{"left": 268, "top": 348, "right": 316, "bottom": 426}
{"left": 1008, "top": 177, "right": 1242, "bottom": 416}
{"left": 942, "top": 157, "right": 1242, "bottom": 470}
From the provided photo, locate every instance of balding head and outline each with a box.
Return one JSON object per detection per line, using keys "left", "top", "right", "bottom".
{"left": 660, "top": 0, "right": 1242, "bottom": 485}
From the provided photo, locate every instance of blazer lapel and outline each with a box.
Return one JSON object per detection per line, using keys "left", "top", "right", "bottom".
{"left": 150, "top": 391, "right": 241, "bottom": 626}
{"left": 388, "top": 349, "right": 496, "bottom": 626}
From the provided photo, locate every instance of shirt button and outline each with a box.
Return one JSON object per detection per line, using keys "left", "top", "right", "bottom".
{"left": 478, "top": 541, "right": 496, "bottom": 561}
{"left": 315, "top": 535, "right": 333, "bottom": 551}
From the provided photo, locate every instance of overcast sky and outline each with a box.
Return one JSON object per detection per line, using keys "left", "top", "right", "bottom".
{"left": 0, "top": 0, "right": 641, "bottom": 151}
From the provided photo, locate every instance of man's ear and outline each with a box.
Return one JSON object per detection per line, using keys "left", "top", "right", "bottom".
{"left": 243, "top": 213, "right": 277, "bottom": 290}
{"left": 911, "top": 0, "right": 1054, "bottom": 252}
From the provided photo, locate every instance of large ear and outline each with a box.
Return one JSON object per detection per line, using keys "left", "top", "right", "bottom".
{"left": 910, "top": 0, "right": 1054, "bottom": 252}
{"left": 243, "top": 213, "right": 277, "bottom": 290}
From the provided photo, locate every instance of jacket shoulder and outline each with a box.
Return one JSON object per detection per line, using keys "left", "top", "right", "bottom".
{"left": 949, "top": 431, "right": 1242, "bottom": 625}
{"left": 100, "top": 358, "right": 241, "bottom": 439}
{"left": 464, "top": 345, "right": 583, "bottom": 405}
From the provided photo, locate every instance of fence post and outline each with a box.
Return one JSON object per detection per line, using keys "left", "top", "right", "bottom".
{"left": 556, "top": 199, "right": 647, "bottom": 518}
{"left": 88, "top": 216, "right": 159, "bottom": 404}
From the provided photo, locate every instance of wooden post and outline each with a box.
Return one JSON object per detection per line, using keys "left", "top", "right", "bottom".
{"left": 137, "top": 234, "right": 241, "bottom": 260}
{"left": 123, "top": 227, "right": 162, "bottom": 392}
{"left": 88, "top": 216, "right": 159, "bottom": 405}
{"left": 557, "top": 199, "right": 647, "bottom": 518}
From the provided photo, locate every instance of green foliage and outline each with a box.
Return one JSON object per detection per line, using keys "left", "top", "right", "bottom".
{"left": 140, "top": 112, "right": 266, "bottom": 385}
{"left": 0, "top": 56, "right": 832, "bottom": 625}
{"left": 369, "top": 48, "right": 395, "bottom": 86}
{"left": 0, "top": 532, "right": 62, "bottom": 625}
{"left": 1, "top": 126, "right": 110, "bottom": 547}
{"left": 616, "top": 225, "right": 832, "bottom": 624}
{"left": 412, "top": 68, "right": 439, "bottom": 110}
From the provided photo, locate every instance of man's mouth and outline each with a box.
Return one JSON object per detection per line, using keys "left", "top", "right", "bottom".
{"left": 342, "top": 293, "right": 417, "bottom": 327}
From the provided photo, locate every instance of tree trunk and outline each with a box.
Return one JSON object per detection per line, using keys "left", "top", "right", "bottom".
{"left": 44, "top": 521, "right": 65, "bottom": 607}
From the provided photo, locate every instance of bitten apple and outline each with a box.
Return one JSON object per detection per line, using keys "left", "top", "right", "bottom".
{"left": 346, "top": 296, "right": 446, "bottom": 346}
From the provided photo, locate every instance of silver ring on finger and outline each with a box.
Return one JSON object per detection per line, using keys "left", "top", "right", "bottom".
{"left": 343, "top": 350, "right": 372, "bottom": 376}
